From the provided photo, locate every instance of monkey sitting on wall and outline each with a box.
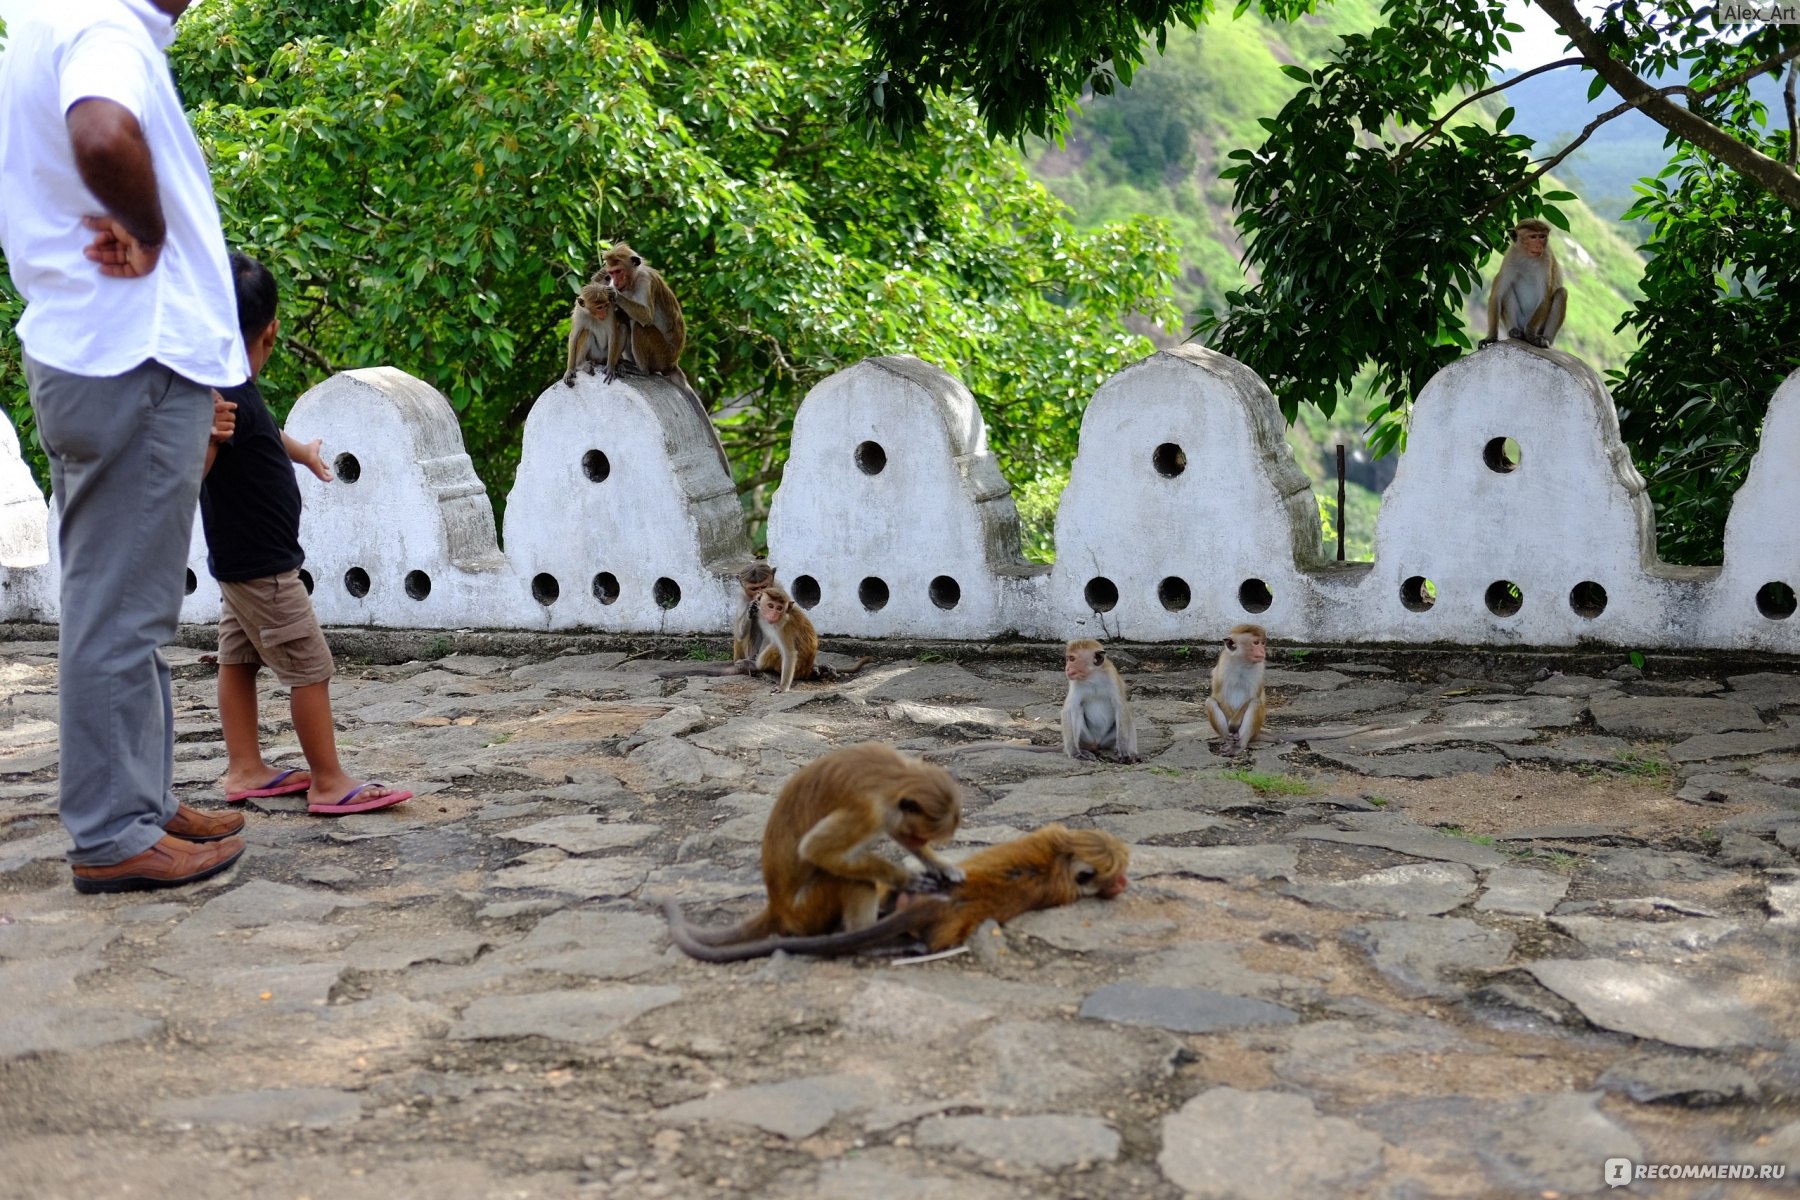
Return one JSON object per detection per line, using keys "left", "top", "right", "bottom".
{"left": 670, "top": 743, "right": 964, "bottom": 950}
{"left": 664, "top": 824, "right": 1129, "bottom": 961}
{"left": 563, "top": 282, "right": 629, "bottom": 386}
{"left": 1478, "top": 217, "right": 1566, "bottom": 349}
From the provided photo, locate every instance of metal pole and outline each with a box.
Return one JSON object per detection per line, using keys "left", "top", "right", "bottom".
{"left": 1336, "top": 444, "right": 1346, "bottom": 562}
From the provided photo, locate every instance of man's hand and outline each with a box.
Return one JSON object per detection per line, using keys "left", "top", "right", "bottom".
{"left": 208, "top": 389, "right": 236, "bottom": 444}
{"left": 81, "top": 214, "right": 161, "bottom": 278}
{"left": 296, "top": 438, "right": 332, "bottom": 482}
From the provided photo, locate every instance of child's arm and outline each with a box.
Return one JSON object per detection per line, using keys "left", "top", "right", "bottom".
{"left": 282, "top": 431, "right": 333, "bottom": 482}
{"left": 204, "top": 390, "right": 237, "bottom": 476}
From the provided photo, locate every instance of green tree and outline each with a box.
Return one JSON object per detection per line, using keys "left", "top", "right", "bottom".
{"left": 600, "top": 0, "right": 1795, "bottom": 563}
{"left": 1, "top": 0, "right": 1179, "bottom": 544}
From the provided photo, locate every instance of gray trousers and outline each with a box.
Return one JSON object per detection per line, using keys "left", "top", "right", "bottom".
{"left": 25, "top": 354, "right": 213, "bottom": 866}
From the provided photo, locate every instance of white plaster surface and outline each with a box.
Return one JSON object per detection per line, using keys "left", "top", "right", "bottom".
{"left": 1046, "top": 344, "right": 1324, "bottom": 642}
{"left": 1350, "top": 343, "right": 1709, "bottom": 647}
{"left": 1709, "top": 370, "right": 1800, "bottom": 650}
{"left": 502, "top": 372, "right": 749, "bottom": 632}
{"left": 285, "top": 368, "right": 507, "bottom": 628}
{"left": 765, "top": 355, "right": 1043, "bottom": 637}
{"left": 0, "top": 354, "right": 1794, "bottom": 652}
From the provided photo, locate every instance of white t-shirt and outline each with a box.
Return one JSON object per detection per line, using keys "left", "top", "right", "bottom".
{"left": 0, "top": 0, "right": 248, "bottom": 386}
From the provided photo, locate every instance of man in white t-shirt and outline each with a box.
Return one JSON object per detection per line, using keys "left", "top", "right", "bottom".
{"left": 0, "top": 0, "right": 251, "bottom": 891}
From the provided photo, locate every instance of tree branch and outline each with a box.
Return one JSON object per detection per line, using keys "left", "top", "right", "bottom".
{"left": 1397, "top": 56, "right": 1585, "bottom": 165}
{"left": 1534, "top": 0, "right": 1800, "bottom": 210}
{"left": 1787, "top": 62, "right": 1797, "bottom": 170}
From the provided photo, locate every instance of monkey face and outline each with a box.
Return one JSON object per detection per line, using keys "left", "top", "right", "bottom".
{"left": 1064, "top": 649, "right": 1094, "bottom": 681}
{"left": 1063, "top": 829, "right": 1130, "bottom": 897}
{"left": 1520, "top": 229, "right": 1548, "bottom": 257}
{"left": 758, "top": 594, "right": 788, "bottom": 623}
{"left": 1242, "top": 636, "right": 1266, "bottom": 664}
{"left": 892, "top": 776, "right": 962, "bottom": 850}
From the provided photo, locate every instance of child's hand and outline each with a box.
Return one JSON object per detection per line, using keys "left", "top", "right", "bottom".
{"left": 209, "top": 390, "right": 237, "bottom": 444}
{"left": 299, "top": 438, "right": 333, "bottom": 482}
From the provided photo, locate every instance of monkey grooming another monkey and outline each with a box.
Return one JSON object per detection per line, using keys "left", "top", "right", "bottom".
{"left": 733, "top": 561, "right": 778, "bottom": 666}
{"left": 597, "top": 240, "right": 730, "bottom": 473}
{"left": 672, "top": 743, "right": 964, "bottom": 950}
{"left": 1479, "top": 217, "right": 1566, "bottom": 349}
{"left": 563, "top": 282, "right": 628, "bottom": 386}
{"left": 665, "top": 823, "right": 1128, "bottom": 962}
{"left": 1062, "top": 639, "right": 1140, "bottom": 763}
{"left": 1206, "top": 623, "right": 1267, "bottom": 755}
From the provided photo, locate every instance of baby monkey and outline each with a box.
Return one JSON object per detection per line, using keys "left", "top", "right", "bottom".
{"left": 563, "top": 282, "right": 627, "bottom": 386}
{"left": 1062, "top": 638, "right": 1140, "bottom": 763}
{"left": 670, "top": 743, "right": 963, "bottom": 951}
{"left": 665, "top": 824, "right": 1128, "bottom": 961}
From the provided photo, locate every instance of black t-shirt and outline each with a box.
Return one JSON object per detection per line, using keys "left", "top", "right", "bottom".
{"left": 199, "top": 379, "right": 305, "bottom": 582}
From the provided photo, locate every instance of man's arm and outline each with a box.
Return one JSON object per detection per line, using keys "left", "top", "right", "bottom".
{"left": 65, "top": 99, "right": 164, "bottom": 278}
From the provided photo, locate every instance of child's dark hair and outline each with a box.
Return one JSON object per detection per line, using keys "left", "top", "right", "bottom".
{"left": 228, "top": 250, "right": 278, "bottom": 339}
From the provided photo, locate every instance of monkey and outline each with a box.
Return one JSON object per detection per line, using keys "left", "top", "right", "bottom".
{"left": 1479, "top": 217, "right": 1566, "bottom": 349}
{"left": 563, "top": 283, "right": 628, "bottom": 386}
{"left": 663, "top": 823, "right": 1128, "bottom": 962}
{"left": 596, "top": 240, "right": 729, "bottom": 474}
{"left": 733, "top": 561, "right": 778, "bottom": 666}
{"left": 597, "top": 241, "right": 685, "bottom": 382}
{"left": 756, "top": 583, "right": 816, "bottom": 693}
{"left": 1062, "top": 639, "right": 1140, "bottom": 763}
{"left": 1206, "top": 623, "right": 1267, "bottom": 755}
{"left": 670, "top": 743, "right": 964, "bottom": 951}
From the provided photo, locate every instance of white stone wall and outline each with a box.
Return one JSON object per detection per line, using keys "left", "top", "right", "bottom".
{"left": 1, "top": 349, "right": 1795, "bottom": 653}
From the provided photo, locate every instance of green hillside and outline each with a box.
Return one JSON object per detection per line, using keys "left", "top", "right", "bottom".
{"left": 1028, "top": 8, "right": 1650, "bottom": 557}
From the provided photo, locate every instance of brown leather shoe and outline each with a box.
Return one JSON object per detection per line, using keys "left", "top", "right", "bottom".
{"left": 164, "top": 802, "right": 246, "bottom": 843}
{"left": 71, "top": 834, "right": 246, "bottom": 895}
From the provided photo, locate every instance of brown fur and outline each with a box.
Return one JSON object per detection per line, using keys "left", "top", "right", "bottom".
{"left": 664, "top": 824, "right": 1129, "bottom": 962}
{"left": 673, "top": 744, "right": 962, "bottom": 951}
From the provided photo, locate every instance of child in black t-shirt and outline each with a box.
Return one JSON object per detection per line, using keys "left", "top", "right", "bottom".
{"left": 201, "top": 252, "right": 412, "bottom": 815}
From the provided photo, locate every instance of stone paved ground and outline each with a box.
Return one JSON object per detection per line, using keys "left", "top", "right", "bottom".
{"left": 2, "top": 634, "right": 1798, "bottom": 1199}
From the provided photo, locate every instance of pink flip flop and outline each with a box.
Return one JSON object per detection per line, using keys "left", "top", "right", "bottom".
{"left": 308, "top": 782, "right": 413, "bottom": 816}
{"left": 225, "top": 768, "right": 312, "bottom": 804}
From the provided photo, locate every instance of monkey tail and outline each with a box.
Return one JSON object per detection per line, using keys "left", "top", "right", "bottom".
{"left": 661, "top": 896, "right": 939, "bottom": 963}
{"left": 813, "top": 655, "right": 874, "bottom": 682}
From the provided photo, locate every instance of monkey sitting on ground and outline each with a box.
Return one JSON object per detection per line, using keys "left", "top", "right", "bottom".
{"left": 664, "top": 823, "right": 1128, "bottom": 961}
{"left": 1478, "top": 217, "right": 1566, "bottom": 349}
{"left": 754, "top": 584, "right": 871, "bottom": 691}
{"left": 563, "top": 282, "right": 628, "bottom": 386}
{"left": 1206, "top": 623, "right": 1267, "bottom": 755}
{"left": 656, "top": 562, "right": 779, "bottom": 680}
{"left": 670, "top": 743, "right": 964, "bottom": 950}
{"left": 1062, "top": 639, "right": 1140, "bottom": 763}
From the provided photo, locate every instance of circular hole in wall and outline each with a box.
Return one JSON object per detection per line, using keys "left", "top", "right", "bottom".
{"left": 854, "top": 441, "right": 887, "bottom": 475}
{"left": 1485, "top": 580, "right": 1524, "bottom": 617}
{"left": 334, "top": 453, "right": 362, "bottom": 483}
{"left": 183, "top": 568, "right": 197, "bottom": 596}
{"left": 532, "top": 573, "right": 560, "bottom": 606}
{"left": 581, "top": 449, "right": 611, "bottom": 483}
{"left": 1084, "top": 577, "right": 1119, "bottom": 613}
{"left": 653, "top": 577, "right": 682, "bottom": 609}
{"left": 344, "top": 567, "right": 370, "bottom": 599}
{"left": 297, "top": 569, "right": 315, "bottom": 594}
{"left": 1238, "top": 578, "right": 1273, "bottom": 614}
{"left": 1569, "top": 580, "right": 1607, "bottom": 619}
{"left": 1756, "top": 581, "right": 1797, "bottom": 620}
{"left": 1400, "top": 575, "right": 1438, "bottom": 612}
{"left": 793, "top": 575, "right": 821, "bottom": 609}
{"left": 592, "top": 572, "right": 620, "bottom": 604}
{"left": 859, "top": 577, "right": 890, "bottom": 611}
{"left": 404, "top": 570, "right": 432, "bottom": 601}
{"left": 929, "top": 575, "right": 961, "bottom": 610}
{"left": 1482, "top": 437, "right": 1521, "bottom": 474}
{"left": 1158, "top": 576, "right": 1191, "bottom": 612}
{"left": 1153, "top": 443, "right": 1187, "bottom": 478}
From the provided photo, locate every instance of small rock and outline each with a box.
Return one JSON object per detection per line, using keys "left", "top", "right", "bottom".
{"left": 1079, "top": 983, "right": 1299, "bottom": 1033}
{"left": 1597, "top": 1054, "right": 1762, "bottom": 1106}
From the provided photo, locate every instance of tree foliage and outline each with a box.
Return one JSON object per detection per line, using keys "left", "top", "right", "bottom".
{"left": 0, "top": 0, "right": 1178, "bottom": 541}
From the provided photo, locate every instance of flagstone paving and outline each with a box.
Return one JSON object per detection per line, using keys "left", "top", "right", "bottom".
{"left": 1, "top": 635, "right": 1797, "bottom": 1198}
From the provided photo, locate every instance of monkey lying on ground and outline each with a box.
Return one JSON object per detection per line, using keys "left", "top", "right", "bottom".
{"left": 1062, "top": 638, "right": 1140, "bottom": 763}
{"left": 671, "top": 744, "right": 963, "bottom": 951}
{"left": 664, "top": 823, "right": 1128, "bottom": 961}
{"left": 1478, "top": 217, "right": 1566, "bottom": 349}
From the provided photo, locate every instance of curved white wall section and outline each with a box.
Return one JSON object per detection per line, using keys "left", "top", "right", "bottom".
{"left": 4, "top": 349, "right": 1795, "bottom": 652}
